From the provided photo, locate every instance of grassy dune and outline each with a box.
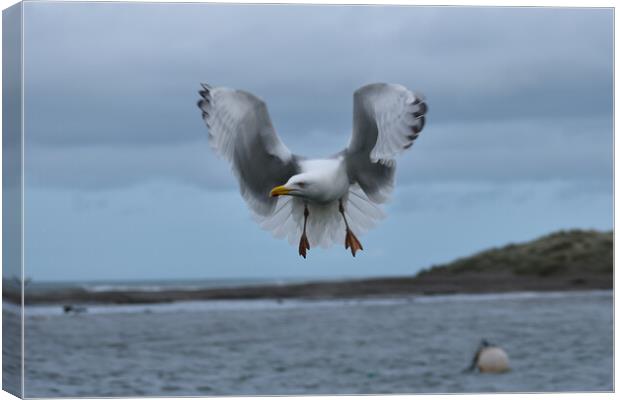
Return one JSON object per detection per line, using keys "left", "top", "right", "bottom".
{"left": 418, "top": 229, "right": 612, "bottom": 278}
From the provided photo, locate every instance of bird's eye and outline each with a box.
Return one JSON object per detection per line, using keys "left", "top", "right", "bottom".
{"left": 297, "top": 182, "right": 306, "bottom": 188}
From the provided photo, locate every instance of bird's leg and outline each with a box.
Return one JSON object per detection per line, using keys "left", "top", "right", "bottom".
{"left": 299, "top": 204, "right": 310, "bottom": 258}
{"left": 339, "top": 200, "right": 363, "bottom": 257}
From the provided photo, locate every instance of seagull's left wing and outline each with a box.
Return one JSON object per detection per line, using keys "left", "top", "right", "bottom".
{"left": 345, "top": 83, "right": 428, "bottom": 203}
{"left": 197, "top": 84, "right": 300, "bottom": 216}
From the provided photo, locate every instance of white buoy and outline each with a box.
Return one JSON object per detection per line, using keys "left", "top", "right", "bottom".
{"left": 477, "top": 346, "right": 510, "bottom": 373}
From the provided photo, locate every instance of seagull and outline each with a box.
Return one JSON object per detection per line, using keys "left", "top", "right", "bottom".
{"left": 197, "top": 83, "right": 428, "bottom": 258}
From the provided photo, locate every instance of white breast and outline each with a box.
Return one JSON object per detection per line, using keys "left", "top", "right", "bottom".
{"left": 299, "top": 158, "right": 350, "bottom": 204}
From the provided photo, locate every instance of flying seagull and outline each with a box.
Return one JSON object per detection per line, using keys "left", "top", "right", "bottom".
{"left": 197, "top": 83, "right": 428, "bottom": 258}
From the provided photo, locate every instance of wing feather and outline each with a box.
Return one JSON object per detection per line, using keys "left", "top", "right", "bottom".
{"left": 345, "top": 83, "right": 428, "bottom": 203}
{"left": 197, "top": 84, "right": 299, "bottom": 216}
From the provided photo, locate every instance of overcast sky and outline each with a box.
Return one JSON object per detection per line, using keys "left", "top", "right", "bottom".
{"left": 19, "top": 3, "right": 612, "bottom": 282}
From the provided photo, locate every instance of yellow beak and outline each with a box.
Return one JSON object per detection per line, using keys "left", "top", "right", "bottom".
{"left": 270, "top": 185, "right": 291, "bottom": 197}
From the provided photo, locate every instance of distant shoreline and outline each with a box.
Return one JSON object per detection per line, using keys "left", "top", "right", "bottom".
{"left": 8, "top": 229, "right": 612, "bottom": 306}
{"left": 4, "top": 271, "right": 610, "bottom": 306}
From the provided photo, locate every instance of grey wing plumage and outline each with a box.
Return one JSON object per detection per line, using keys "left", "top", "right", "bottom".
{"left": 197, "top": 84, "right": 299, "bottom": 216}
{"left": 345, "top": 83, "right": 428, "bottom": 203}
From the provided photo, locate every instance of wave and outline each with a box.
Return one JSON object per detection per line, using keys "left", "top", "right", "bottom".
{"left": 22, "top": 290, "right": 612, "bottom": 318}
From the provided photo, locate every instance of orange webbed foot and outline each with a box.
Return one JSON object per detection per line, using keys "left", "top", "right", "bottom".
{"left": 344, "top": 229, "right": 363, "bottom": 257}
{"left": 299, "top": 232, "right": 310, "bottom": 258}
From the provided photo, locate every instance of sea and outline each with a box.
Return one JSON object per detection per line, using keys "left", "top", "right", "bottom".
{"left": 23, "top": 277, "right": 314, "bottom": 294}
{"left": 4, "top": 280, "right": 614, "bottom": 397}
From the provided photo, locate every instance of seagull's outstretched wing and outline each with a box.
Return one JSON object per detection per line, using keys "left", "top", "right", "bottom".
{"left": 345, "top": 83, "right": 428, "bottom": 203}
{"left": 197, "top": 84, "right": 300, "bottom": 216}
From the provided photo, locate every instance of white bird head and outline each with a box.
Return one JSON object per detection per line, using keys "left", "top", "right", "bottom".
{"left": 269, "top": 174, "right": 317, "bottom": 200}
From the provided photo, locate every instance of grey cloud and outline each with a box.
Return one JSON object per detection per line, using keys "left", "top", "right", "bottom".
{"left": 390, "top": 182, "right": 507, "bottom": 213}
{"left": 21, "top": 3, "right": 613, "bottom": 192}
{"left": 24, "top": 115, "right": 613, "bottom": 194}
{"left": 25, "top": 139, "right": 235, "bottom": 191}
{"left": 390, "top": 178, "right": 612, "bottom": 216}
{"left": 398, "top": 116, "right": 613, "bottom": 184}
{"left": 551, "top": 178, "right": 614, "bottom": 200}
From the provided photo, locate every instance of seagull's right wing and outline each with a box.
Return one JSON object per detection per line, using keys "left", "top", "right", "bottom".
{"left": 197, "top": 84, "right": 300, "bottom": 216}
{"left": 345, "top": 83, "right": 428, "bottom": 203}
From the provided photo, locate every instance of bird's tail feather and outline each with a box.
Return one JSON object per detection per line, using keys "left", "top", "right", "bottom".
{"left": 253, "top": 184, "right": 385, "bottom": 250}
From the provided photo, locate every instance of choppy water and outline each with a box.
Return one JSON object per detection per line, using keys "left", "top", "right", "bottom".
{"left": 19, "top": 291, "right": 613, "bottom": 397}
{"left": 24, "top": 277, "right": 318, "bottom": 294}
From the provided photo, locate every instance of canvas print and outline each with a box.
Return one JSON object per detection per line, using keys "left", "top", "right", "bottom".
{"left": 2, "top": 1, "right": 613, "bottom": 397}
